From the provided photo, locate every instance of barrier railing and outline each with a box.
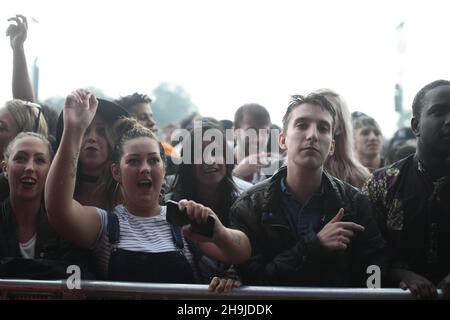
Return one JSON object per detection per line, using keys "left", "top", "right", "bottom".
{"left": 0, "top": 279, "right": 445, "bottom": 300}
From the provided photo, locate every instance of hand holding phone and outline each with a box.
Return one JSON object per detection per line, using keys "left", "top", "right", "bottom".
{"left": 166, "top": 200, "right": 215, "bottom": 238}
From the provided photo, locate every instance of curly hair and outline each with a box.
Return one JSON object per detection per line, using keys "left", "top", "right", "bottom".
{"left": 114, "top": 93, "right": 152, "bottom": 112}
{"left": 412, "top": 80, "right": 450, "bottom": 122}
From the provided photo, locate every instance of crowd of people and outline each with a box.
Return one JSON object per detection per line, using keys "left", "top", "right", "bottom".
{"left": 0, "top": 15, "right": 449, "bottom": 299}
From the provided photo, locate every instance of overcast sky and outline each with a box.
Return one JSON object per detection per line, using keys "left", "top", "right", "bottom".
{"left": 2, "top": 0, "right": 450, "bottom": 138}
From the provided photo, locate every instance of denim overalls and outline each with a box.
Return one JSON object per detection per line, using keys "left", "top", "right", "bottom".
{"left": 105, "top": 212, "right": 196, "bottom": 283}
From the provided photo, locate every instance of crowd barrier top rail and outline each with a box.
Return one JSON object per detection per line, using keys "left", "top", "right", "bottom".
{"left": 0, "top": 279, "right": 445, "bottom": 300}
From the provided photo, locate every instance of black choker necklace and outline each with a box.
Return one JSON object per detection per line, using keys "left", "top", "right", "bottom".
{"left": 79, "top": 173, "right": 99, "bottom": 183}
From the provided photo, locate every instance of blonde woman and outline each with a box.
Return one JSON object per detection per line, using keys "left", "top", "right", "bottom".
{"left": 315, "top": 89, "right": 370, "bottom": 189}
{"left": 0, "top": 100, "right": 48, "bottom": 157}
{"left": 0, "top": 133, "right": 92, "bottom": 279}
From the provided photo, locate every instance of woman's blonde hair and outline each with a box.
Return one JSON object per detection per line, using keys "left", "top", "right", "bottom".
{"left": 5, "top": 100, "right": 48, "bottom": 137}
{"left": 314, "top": 89, "right": 370, "bottom": 189}
{"left": 3, "top": 132, "right": 54, "bottom": 161}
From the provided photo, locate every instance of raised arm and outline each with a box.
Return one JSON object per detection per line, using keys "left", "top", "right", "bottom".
{"left": 6, "top": 15, "right": 35, "bottom": 102}
{"left": 178, "top": 199, "right": 251, "bottom": 265}
{"left": 45, "top": 89, "right": 101, "bottom": 249}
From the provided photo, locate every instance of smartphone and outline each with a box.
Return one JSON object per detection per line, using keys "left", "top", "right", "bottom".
{"left": 166, "top": 200, "right": 215, "bottom": 238}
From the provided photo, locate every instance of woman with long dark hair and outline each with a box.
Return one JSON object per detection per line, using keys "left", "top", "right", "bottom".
{"left": 169, "top": 119, "right": 239, "bottom": 227}
{"left": 167, "top": 119, "right": 244, "bottom": 292}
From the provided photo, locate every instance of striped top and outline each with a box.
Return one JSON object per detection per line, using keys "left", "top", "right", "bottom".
{"left": 93, "top": 204, "right": 196, "bottom": 278}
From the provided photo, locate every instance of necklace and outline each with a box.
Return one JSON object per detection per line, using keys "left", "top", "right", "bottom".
{"left": 78, "top": 173, "right": 99, "bottom": 183}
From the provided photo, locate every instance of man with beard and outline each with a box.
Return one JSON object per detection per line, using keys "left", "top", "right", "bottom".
{"left": 364, "top": 80, "right": 450, "bottom": 299}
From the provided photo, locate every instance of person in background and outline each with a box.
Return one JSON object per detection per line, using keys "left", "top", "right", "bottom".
{"left": 167, "top": 120, "right": 245, "bottom": 292}
{"left": 6, "top": 14, "right": 60, "bottom": 148}
{"left": 2, "top": 16, "right": 48, "bottom": 158}
{"left": 352, "top": 115, "right": 384, "bottom": 172}
{"left": 115, "top": 93, "right": 184, "bottom": 176}
{"left": 6, "top": 15, "right": 34, "bottom": 103}
{"left": 0, "top": 15, "right": 48, "bottom": 198}
{"left": 233, "top": 103, "right": 279, "bottom": 184}
{"left": 115, "top": 93, "right": 157, "bottom": 133}
{"left": 54, "top": 98, "right": 128, "bottom": 210}
{"left": 364, "top": 80, "right": 450, "bottom": 299}
{"left": 169, "top": 119, "right": 242, "bottom": 227}
{"left": 315, "top": 89, "right": 370, "bottom": 189}
{"left": 165, "top": 117, "right": 252, "bottom": 193}
{"left": 385, "top": 127, "right": 416, "bottom": 165}
{"left": 0, "top": 100, "right": 48, "bottom": 161}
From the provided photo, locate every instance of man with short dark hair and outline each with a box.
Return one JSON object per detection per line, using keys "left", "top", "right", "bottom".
{"left": 364, "top": 80, "right": 450, "bottom": 299}
{"left": 233, "top": 103, "right": 276, "bottom": 183}
{"left": 115, "top": 93, "right": 156, "bottom": 132}
{"left": 231, "top": 93, "right": 386, "bottom": 287}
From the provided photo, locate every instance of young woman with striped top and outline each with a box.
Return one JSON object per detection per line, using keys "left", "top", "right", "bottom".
{"left": 45, "top": 89, "right": 251, "bottom": 288}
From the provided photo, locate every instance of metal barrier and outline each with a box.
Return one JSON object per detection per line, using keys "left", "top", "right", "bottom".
{"left": 0, "top": 279, "right": 445, "bottom": 300}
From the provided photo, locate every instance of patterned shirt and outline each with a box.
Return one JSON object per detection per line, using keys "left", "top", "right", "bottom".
{"left": 363, "top": 154, "right": 450, "bottom": 283}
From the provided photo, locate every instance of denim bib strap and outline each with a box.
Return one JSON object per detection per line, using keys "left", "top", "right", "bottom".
{"left": 170, "top": 224, "right": 184, "bottom": 251}
{"left": 106, "top": 211, "right": 120, "bottom": 244}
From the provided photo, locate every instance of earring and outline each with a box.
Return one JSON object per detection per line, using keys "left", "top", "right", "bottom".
{"left": 113, "top": 181, "right": 121, "bottom": 196}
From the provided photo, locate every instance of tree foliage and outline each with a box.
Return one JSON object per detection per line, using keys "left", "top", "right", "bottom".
{"left": 41, "top": 86, "right": 113, "bottom": 113}
{"left": 152, "top": 82, "right": 198, "bottom": 129}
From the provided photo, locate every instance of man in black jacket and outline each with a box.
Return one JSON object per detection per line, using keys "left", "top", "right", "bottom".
{"left": 364, "top": 80, "right": 450, "bottom": 299}
{"left": 230, "top": 93, "right": 387, "bottom": 287}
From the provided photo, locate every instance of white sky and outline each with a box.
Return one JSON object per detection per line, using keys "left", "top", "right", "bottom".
{"left": 2, "top": 0, "right": 450, "bottom": 138}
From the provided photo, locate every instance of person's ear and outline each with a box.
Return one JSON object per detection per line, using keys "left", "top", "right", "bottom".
{"left": 111, "top": 163, "right": 121, "bottom": 183}
{"left": 278, "top": 131, "right": 287, "bottom": 151}
{"left": 411, "top": 117, "right": 420, "bottom": 137}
